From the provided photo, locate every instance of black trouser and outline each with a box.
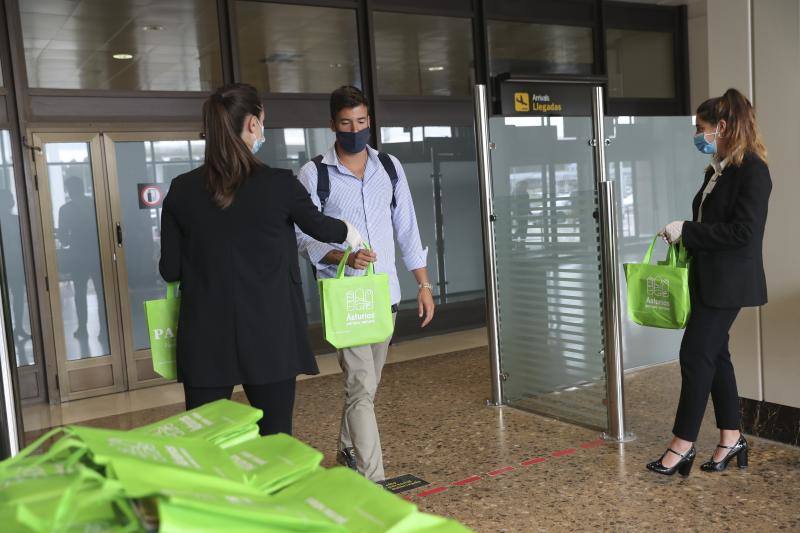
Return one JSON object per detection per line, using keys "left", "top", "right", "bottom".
{"left": 183, "top": 379, "right": 296, "bottom": 436}
{"left": 672, "top": 297, "right": 741, "bottom": 442}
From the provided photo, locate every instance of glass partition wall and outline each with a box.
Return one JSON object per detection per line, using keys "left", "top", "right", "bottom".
{"left": 605, "top": 116, "right": 708, "bottom": 369}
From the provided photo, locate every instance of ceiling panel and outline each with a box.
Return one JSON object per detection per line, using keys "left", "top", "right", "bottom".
{"left": 21, "top": 0, "right": 223, "bottom": 91}
{"left": 236, "top": 1, "right": 361, "bottom": 94}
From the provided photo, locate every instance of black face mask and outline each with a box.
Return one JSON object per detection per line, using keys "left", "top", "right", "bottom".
{"left": 336, "top": 127, "right": 371, "bottom": 154}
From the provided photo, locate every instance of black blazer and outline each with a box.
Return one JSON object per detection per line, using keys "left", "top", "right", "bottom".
{"left": 159, "top": 164, "right": 347, "bottom": 387}
{"left": 682, "top": 154, "right": 771, "bottom": 308}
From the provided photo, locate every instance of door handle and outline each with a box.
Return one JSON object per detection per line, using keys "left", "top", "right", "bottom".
{"left": 115, "top": 222, "right": 123, "bottom": 247}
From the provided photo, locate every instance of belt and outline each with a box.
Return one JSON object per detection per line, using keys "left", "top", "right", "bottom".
{"left": 391, "top": 304, "right": 399, "bottom": 313}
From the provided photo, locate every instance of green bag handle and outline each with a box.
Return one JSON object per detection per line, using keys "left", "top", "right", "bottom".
{"left": 166, "top": 281, "right": 180, "bottom": 299}
{"left": 336, "top": 243, "right": 375, "bottom": 279}
{"left": 642, "top": 236, "right": 686, "bottom": 268}
{"left": 1, "top": 427, "right": 87, "bottom": 472}
{"left": 17, "top": 466, "right": 139, "bottom": 533}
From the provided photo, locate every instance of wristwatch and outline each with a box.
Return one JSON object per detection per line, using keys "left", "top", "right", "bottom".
{"left": 419, "top": 282, "right": 434, "bottom": 292}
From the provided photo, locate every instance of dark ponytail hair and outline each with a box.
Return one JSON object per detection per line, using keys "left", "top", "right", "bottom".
{"left": 696, "top": 88, "right": 767, "bottom": 166}
{"left": 202, "top": 83, "right": 263, "bottom": 209}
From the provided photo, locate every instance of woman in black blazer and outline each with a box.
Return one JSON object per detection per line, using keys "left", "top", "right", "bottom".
{"left": 647, "top": 88, "right": 771, "bottom": 476}
{"left": 159, "top": 83, "right": 363, "bottom": 436}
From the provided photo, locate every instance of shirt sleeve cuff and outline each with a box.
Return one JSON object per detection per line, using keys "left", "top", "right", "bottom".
{"left": 403, "top": 246, "right": 428, "bottom": 272}
{"left": 307, "top": 242, "right": 336, "bottom": 269}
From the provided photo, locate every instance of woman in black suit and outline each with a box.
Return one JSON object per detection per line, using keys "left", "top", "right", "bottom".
{"left": 159, "top": 83, "right": 363, "bottom": 436}
{"left": 647, "top": 88, "right": 771, "bottom": 476}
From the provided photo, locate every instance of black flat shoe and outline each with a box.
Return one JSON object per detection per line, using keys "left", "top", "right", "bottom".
{"left": 646, "top": 446, "right": 696, "bottom": 476}
{"left": 701, "top": 436, "right": 748, "bottom": 472}
{"left": 336, "top": 448, "right": 357, "bottom": 470}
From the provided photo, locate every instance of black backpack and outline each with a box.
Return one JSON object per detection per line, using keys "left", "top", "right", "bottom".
{"left": 310, "top": 152, "right": 399, "bottom": 213}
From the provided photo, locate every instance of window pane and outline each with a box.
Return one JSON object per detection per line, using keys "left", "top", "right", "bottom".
{"left": 373, "top": 12, "right": 474, "bottom": 97}
{"left": 236, "top": 2, "right": 361, "bottom": 94}
{"left": 604, "top": 116, "right": 708, "bottom": 369}
{"left": 21, "top": 0, "right": 223, "bottom": 91}
{"left": 379, "top": 124, "right": 485, "bottom": 305}
{"left": 488, "top": 21, "right": 593, "bottom": 76}
{"left": 114, "top": 139, "right": 204, "bottom": 352}
{"left": 607, "top": 29, "right": 675, "bottom": 98}
{"left": 0, "top": 131, "right": 34, "bottom": 367}
{"left": 44, "top": 143, "right": 111, "bottom": 360}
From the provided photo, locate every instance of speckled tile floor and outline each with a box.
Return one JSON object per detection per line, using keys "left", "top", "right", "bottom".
{"left": 24, "top": 347, "right": 800, "bottom": 532}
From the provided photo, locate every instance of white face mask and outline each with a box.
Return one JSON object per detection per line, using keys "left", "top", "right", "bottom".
{"left": 251, "top": 117, "right": 265, "bottom": 154}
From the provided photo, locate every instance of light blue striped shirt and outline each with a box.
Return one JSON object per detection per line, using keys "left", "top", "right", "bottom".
{"left": 295, "top": 145, "right": 428, "bottom": 305}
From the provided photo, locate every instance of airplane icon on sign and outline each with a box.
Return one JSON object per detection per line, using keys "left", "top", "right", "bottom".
{"left": 514, "top": 92, "right": 530, "bottom": 112}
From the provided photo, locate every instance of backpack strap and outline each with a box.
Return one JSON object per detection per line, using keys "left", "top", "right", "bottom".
{"left": 311, "top": 154, "right": 329, "bottom": 213}
{"left": 314, "top": 151, "right": 398, "bottom": 211}
{"left": 377, "top": 152, "right": 399, "bottom": 209}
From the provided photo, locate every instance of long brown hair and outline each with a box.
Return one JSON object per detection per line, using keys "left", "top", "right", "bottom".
{"left": 696, "top": 88, "right": 767, "bottom": 167}
{"left": 202, "top": 83, "right": 263, "bottom": 208}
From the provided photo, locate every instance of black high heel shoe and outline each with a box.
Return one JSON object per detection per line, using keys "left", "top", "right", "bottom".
{"left": 646, "top": 446, "right": 696, "bottom": 476}
{"left": 701, "top": 435, "right": 748, "bottom": 472}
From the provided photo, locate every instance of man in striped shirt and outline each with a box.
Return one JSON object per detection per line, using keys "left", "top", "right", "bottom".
{"left": 295, "top": 86, "right": 435, "bottom": 482}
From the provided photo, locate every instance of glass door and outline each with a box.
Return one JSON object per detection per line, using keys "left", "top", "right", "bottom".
{"left": 32, "top": 133, "right": 126, "bottom": 401}
{"left": 488, "top": 109, "right": 608, "bottom": 429}
{"left": 104, "top": 133, "right": 204, "bottom": 389}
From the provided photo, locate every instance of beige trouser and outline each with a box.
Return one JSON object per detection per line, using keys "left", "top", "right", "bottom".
{"left": 338, "top": 313, "right": 396, "bottom": 482}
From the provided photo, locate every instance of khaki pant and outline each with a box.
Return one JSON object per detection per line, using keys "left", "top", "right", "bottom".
{"left": 337, "top": 314, "right": 396, "bottom": 482}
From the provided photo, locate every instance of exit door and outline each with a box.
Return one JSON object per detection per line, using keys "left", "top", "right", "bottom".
{"left": 31, "top": 132, "right": 204, "bottom": 401}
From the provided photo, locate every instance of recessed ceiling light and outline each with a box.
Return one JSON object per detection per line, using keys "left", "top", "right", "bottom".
{"left": 427, "top": 66, "right": 445, "bottom": 72}
{"left": 113, "top": 53, "right": 134, "bottom": 60}
{"left": 142, "top": 25, "right": 165, "bottom": 31}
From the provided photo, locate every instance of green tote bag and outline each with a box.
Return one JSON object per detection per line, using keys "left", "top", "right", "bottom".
{"left": 624, "top": 236, "right": 691, "bottom": 329}
{"left": 144, "top": 281, "right": 180, "bottom": 379}
{"left": 318, "top": 245, "right": 394, "bottom": 349}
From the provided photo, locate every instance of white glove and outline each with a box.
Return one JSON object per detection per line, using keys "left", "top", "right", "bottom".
{"left": 659, "top": 220, "right": 684, "bottom": 244}
{"left": 343, "top": 220, "right": 364, "bottom": 249}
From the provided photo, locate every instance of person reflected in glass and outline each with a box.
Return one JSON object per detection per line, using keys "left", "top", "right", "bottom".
{"left": 0, "top": 189, "right": 31, "bottom": 346}
{"left": 511, "top": 179, "right": 532, "bottom": 245}
{"left": 58, "top": 176, "right": 103, "bottom": 341}
{"left": 648, "top": 89, "right": 771, "bottom": 476}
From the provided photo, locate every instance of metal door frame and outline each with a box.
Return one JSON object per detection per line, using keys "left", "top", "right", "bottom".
{"left": 31, "top": 132, "right": 127, "bottom": 401}
{"left": 473, "top": 81, "right": 632, "bottom": 441}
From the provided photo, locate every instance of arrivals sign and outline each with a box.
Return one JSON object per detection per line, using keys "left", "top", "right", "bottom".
{"left": 498, "top": 80, "right": 595, "bottom": 117}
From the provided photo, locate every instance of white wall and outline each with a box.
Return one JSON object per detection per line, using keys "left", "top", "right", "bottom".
{"left": 753, "top": 0, "right": 800, "bottom": 408}
{"left": 689, "top": 0, "right": 800, "bottom": 407}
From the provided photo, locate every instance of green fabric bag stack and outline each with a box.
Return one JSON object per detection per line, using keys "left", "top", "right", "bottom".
{"left": 0, "top": 400, "right": 472, "bottom": 532}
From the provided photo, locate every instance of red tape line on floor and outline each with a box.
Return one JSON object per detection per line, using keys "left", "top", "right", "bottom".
{"left": 417, "top": 487, "right": 449, "bottom": 498}
{"left": 409, "top": 439, "right": 604, "bottom": 500}
{"left": 552, "top": 448, "right": 577, "bottom": 457}
{"left": 521, "top": 457, "right": 547, "bottom": 466}
{"left": 451, "top": 475, "right": 482, "bottom": 487}
{"left": 488, "top": 466, "right": 515, "bottom": 477}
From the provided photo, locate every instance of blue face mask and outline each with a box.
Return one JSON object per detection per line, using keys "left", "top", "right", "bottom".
{"left": 693, "top": 125, "right": 720, "bottom": 155}
{"left": 251, "top": 118, "right": 265, "bottom": 155}
{"left": 336, "top": 127, "right": 371, "bottom": 154}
